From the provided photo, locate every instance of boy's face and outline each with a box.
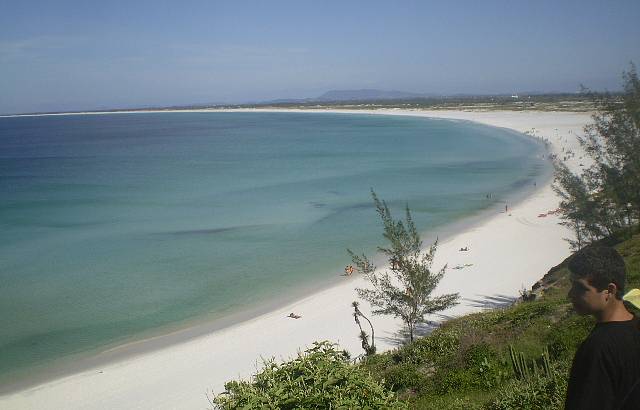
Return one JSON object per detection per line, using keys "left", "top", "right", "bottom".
{"left": 568, "top": 277, "right": 608, "bottom": 315}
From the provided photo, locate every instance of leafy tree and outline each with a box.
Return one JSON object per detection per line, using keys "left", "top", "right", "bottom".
{"left": 348, "top": 190, "right": 459, "bottom": 343}
{"left": 211, "top": 341, "right": 405, "bottom": 409}
{"left": 553, "top": 162, "right": 612, "bottom": 249}
{"left": 553, "top": 63, "right": 640, "bottom": 247}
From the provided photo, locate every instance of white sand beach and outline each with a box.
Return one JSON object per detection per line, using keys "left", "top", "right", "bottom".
{"left": 0, "top": 109, "right": 592, "bottom": 410}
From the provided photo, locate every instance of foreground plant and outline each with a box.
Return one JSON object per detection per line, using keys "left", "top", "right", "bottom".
{"left": 211, "top": 341, "right": 405, "bottom": 409}
{"left": 488, "top": 363, "right": 568, "bottom": 410}
{"left": 348, "top": 190, "right": 459, "bottom": 342}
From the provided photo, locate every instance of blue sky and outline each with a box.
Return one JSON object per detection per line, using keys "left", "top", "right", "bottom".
{"left": 1, "top": 0, "right": 639, "bottom": 114}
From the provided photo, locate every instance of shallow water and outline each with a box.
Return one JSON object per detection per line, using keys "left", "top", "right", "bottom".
{"left": 0, "top": 111, "right": 547, "bottom": 381}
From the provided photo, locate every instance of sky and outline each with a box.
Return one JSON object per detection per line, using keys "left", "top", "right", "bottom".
{"left": 1, "top": 0, "right": 639, "bottom": 114}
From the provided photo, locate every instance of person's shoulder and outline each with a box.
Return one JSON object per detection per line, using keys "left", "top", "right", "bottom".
{"left": 576, "top": 325, "right": 617, "bottom": 353}
{"left": 577, "top": 329, "right": 606, "bottom": 354}
{"left": 581, "top": 319, "right": 640, "bottom": 350}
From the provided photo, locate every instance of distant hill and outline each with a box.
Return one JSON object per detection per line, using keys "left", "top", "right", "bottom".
{"left": 256, "top": 89, "right": 434, "bottom": 105}
{"left": 316, "top": 89, "right": 433, "bottom": 102}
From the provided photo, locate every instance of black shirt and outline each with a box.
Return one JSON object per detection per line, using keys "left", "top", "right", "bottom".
{"left": 565, "top": 317, "right": 640, "bottom": 410}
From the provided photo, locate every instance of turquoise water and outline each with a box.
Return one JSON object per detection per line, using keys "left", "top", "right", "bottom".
{"left": 0, "top": 112, "right": 546, "bottom": 382}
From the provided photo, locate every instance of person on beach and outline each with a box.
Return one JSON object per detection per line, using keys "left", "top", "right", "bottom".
{"left": 565, "top": 246, "right": 640, "bottom": 410}
{"left": 344, "top": 265, "right": 354, "bottom": 276}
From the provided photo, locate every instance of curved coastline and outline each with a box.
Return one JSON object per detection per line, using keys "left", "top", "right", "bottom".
{"left": 0, "top": 137, "right": 551, "bottom": 396}
{"left": 0, "top": 109, "right": 592, "bottom": 409}
{"left": 0, "top": 111, "right": 542, "bottom": 385}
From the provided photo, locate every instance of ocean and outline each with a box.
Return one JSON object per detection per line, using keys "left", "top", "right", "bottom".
{"left": 0, "top": 111, "right": 548, "bottom": 385}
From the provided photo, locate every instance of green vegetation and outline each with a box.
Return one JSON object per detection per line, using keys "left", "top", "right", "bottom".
{"left": 232, "top": 94, "right": 599, "bottom": 112}
{"left": 211, "top": 341, "right": 407, "bottom": 409}
{"left": 553, "top": 64, "right": 640, "bottom": 249}
{"left": 38, "top": 93, "right": 601, "bottom": 116}
{"left": 212, "top": 232, "right": 640, "bottom": 409}
{"left": 348, "top": 191, "right": 459, "bottom": 343}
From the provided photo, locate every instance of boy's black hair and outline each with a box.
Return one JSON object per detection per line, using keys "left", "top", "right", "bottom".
{"left": 568, "top": 246, "right": 626, "bottom": 299}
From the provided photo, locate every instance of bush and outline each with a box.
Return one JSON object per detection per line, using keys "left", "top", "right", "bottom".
{"left": 394, "top": 328, "right": 460, "bottom": 365}
{"left": 463, "top": 343, "right": 497, "bottom": 368}
{"left": 503, "top": 302, "right": 554, "bottom": 329}
{"left": 487, "top": 369, "right": 568, "bottom": 410}
{"left": 545, "top": 314, "right": 593, "bottom": 359}
{"left": 463, "top": 344, "right": 510, "bottom": 389}
{"left": 380, "top": 362, "right": 427, "bottom": 392}
{"left": 432, "top": 367, "right": 477, "bottom": 395}
{"left": 212, "top": 341, "right": 406, "bottom": 409}
{"left": 413, "top": 394, "right": 486, "bottom": 410}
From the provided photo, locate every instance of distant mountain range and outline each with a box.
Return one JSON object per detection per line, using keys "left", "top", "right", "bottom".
{"left": 9, "top": 88, "right": 588, "bottom": 116}
{"left": 260, "top": 89, "right": 440, "bottom": 105}
{"left": 316, "top": 89, "right": 437, "bottom": 101}
{"left": 255, "top": 89, "right": 591, "bottom": 106}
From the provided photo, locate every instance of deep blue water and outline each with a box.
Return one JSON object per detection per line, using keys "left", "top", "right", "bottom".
{"left": 0, "top": 111, "right": 547, "bottom": 381}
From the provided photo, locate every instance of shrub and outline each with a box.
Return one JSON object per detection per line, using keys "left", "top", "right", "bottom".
{"left": 432, "top": 367, "right": 477, "bottom": 395}
{"left": 413, "top": 394, "right": 486, "bottom": 410}
{"left": 463, "top": 344, "right": 510, "bottom": 389}
{"left": 505, "top": 302, "right": 554, "bottom": 329}
{"left": 396, "top": 328, "right": 460, "bottom": 365}
{"left": 382, "top": 362, "right": 427, "bottom": 392}
{"left": 212, "top": 341, "right": 406, "bottom": 409}
{"left": 463, "top": 343, "right": 497, "bottom": 368}
{"left": 545, "top": 314, "right": 593, "bottom": 359}
{"left": 487, "top": 367, "right": 568, "bottom": 410}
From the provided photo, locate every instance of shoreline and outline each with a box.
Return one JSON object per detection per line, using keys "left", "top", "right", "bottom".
{"left": 0, "top": 161, "right": 549, "bottom": 396}
{"left": 0, "top": 109, "right": 591, "bottom": 410}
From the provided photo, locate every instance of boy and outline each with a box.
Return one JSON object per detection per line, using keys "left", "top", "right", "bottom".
{"left": 565, "top": 246, "right": 640, "bottom": 410}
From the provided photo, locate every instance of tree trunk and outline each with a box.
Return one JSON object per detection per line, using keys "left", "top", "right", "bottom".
{"left": 408, "top": 322, "right": 414, "bottom": 343}
{"left": 361, "top": 314, "right": 375, "bottom": 351}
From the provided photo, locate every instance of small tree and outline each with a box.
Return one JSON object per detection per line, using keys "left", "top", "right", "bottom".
{"left": 348, "top": 190, "right": 459, "bottom": 343}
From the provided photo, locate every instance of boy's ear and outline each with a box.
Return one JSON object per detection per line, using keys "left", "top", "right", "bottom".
{"left": 607, "top": 283, "right": 618, "bottom": 298}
